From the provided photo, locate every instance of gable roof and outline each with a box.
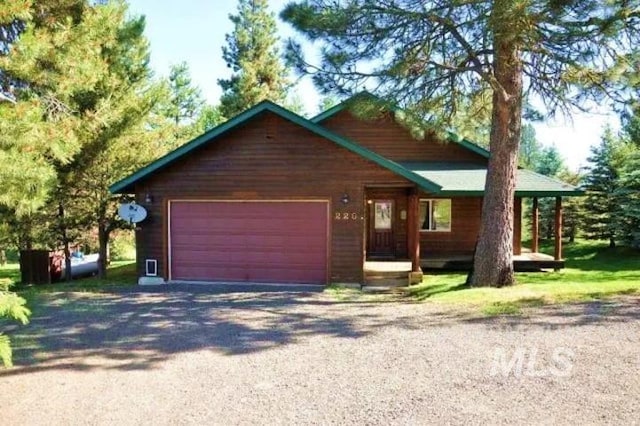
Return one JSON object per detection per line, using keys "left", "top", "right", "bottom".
{"left": 110, "top": 98, "right": 583, "bottom": 198}
{"left": 310, "top": 92, "right": 491, "bottom": 159}
{"left": 400, "top": 162, "right": 583, "bottom": 197}
{"left": 109, "top": 100, "right": 443, "bottom": 194}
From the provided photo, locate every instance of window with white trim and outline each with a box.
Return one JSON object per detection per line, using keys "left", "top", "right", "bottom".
{"left": 419, "top": 199, "right": 452, "bottom": 232}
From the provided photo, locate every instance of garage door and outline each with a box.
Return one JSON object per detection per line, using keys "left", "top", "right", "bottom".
{"left": 169, "top": 201, "right": 328, "bottom": 284}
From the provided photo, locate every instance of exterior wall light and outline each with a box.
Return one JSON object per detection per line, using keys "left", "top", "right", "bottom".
{"left": 144, "top": 192, "right": 153, "bottom": 204}
{"left": 340, "top": 192, "right": 350, "bottom": 204}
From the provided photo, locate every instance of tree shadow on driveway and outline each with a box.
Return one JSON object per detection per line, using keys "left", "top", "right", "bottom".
{"left": 2, "top": 284, "right": 371, "bottom": 376}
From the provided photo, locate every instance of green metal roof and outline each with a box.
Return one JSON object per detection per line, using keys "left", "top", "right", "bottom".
{"left": 399, "top": 162, "right": 584, "bottom": 197}
{"left": 110, "top": 101, "right": 443, "bottom": 194}
{"left": 311, "top": 92, "right": 491, "bottom": 159}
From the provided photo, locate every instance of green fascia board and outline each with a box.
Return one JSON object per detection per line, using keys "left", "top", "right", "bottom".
{"left": 438, "top": 190, "right": 585, "bottom": 197}
{"left": 110, "top": 100, "right": 443, "bottom": 194}
{"left": 311, "top": 92, "right": 490, "bottom": 159}
{"left": 444, "top": 131, "right": 490, "bottom": 159}
{"left": 110, "top": 102, "right": 275, "bottom": 193}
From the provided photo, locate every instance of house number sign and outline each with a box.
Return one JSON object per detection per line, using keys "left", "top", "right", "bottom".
{"left": 334, "top": 212, "right": 361, "bottom": 220}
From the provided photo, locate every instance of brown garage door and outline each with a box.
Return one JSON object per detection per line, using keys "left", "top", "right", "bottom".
{"left": 169, "top": 201, "right": 328, "bottom": 284}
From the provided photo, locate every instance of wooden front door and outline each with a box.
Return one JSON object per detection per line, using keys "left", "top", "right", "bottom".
{"left": 368, "top": 200, "right": 395, "bottom": 258}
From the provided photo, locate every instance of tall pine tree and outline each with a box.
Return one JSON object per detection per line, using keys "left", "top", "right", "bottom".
{"left": 218, "top": 0, "right": 289, "bottom": 118}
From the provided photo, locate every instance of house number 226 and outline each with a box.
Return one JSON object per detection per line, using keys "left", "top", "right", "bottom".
{"left": 335, "top": 212, "right": 359, "bottom": 220}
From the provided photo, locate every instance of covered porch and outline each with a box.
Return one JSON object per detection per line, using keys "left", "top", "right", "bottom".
{"left": 363, "top": 162, "right": 583, "bottom": 285}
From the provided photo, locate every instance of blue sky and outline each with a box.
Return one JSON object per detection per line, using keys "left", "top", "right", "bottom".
{"left": 126, "top": 0, "right": 618, "bottom": 171}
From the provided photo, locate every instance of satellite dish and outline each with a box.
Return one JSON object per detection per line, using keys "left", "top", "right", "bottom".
{"left": 118, "top": 203, "right": 148, "bottom": 224}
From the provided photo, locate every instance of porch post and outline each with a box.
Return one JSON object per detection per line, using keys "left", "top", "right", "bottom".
{"left": 407, "top": 189, "right": 422, "bottom": 277}
{"left": 513, "top": 197, "right": 522, "bottom": 255}
{"left": 532, "top": 197, "right": 539, "bottom": 253}
{"left": 554, "top": 196, "right": 563, "bottom": 260}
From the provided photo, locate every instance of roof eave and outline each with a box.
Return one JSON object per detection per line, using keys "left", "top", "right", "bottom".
{"left": 109, "top": 102, "right": 275, "bottom": 194}
{"left": 436, "top": 189, "right": 585, "bottom": 197}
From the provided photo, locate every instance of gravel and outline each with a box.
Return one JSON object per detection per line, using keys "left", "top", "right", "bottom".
{"left": 3, "top": 285, "right": 640, "bottom": 425}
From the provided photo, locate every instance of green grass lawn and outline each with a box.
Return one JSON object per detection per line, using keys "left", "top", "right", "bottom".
{"left": 407, "top": 240, "right": 640, "bottom": 315}
{"left": 1, "top": 261, "right": 137, "bottom": 294}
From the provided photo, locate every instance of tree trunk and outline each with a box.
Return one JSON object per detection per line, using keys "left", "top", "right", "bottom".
{"left": 609, "top": 238, "right": 616, "bottom": 249}
{"left": 470, "top": 12, "right": 523, "bottom": 287}
{"left": 63, "top": 239, "right": 72, "bottom": 282}
{"left": 59, "top": 203, "right": 72, "bottom": 282}
{"left": 97, "top": 224, "right": 109, "bottom": 279}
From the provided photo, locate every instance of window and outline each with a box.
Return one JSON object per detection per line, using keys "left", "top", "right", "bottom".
{"left": 374, "top": 201, "right": 393, "bottom": 230}
{"left": 419, "top": 199, "right": 452, "bottom": 232}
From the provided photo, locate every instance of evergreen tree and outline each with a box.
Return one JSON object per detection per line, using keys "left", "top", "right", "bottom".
{"left": 519, "top": 123, "right": 542, "bottom": 169}
{"left": 0, "top": 0, "right": 114, "bottom": 215}
{"left": 194, "top": 104, "right": 225, "bottom": 133}
{"left": 616, "top": 148, "right": 640, "bottom": 247}
{"left": 282, "top": 0, "right": 640, "bottom": 286}
{"left": 616, "top": 107, "right": 640, "bottom": 247}
{"left": 161, "top": 61, "right": 205, "bottom": 145}
{"left": 218, "top": 0, "right": 289, "bottom": 118}
{"left": 580, "top": 128, "right": 625, "bottom": 248}
{"left": 557, "top": 170, "right": 583, "bottom": 243}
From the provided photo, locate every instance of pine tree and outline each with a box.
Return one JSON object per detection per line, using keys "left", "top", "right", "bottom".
{"left": 519, "top": 123, "right": 542, "bottom": 169}
{"left": 160, "top": 61, "right": 205, "bottom": 145}
{"left": 616, "top": 107, "right": 640, "bottom": 247}
{"left": 580, "top": 128, "right": 625, "bottom": 248}
{"left": 0, "top": 0, "right": 115, "bottom": 215}
{"left": 218, "top": 0, "right": 289, "bottom": 118}
{"left": 616, "top": 148, "right": 640, "bottom": 247}
{"left": 194, "top": 104, "right": 225, "bottom": 134}
{"left": 282, "top": 0, "right": 640, "bottom": 286}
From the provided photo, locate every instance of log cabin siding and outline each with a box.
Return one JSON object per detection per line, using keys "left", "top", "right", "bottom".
{"left": 319, "top": 110, "right": 488, "bottom": 164}
{"left": 134, "top": 112, "right": 411, "bottom": 284}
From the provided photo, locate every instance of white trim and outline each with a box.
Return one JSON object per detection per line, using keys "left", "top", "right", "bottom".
{"left": 419, "top": 198, "right": 452, "bottom": 233}
{"left": 167, "top": 199, "right": 331, "bottom": 283}
{"left": 145, "top": 259, "right": 158, "bottom": 276}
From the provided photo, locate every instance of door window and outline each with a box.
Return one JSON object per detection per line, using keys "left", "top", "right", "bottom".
{"left": 374, "top": 201, "right": 393, "bottom": 230}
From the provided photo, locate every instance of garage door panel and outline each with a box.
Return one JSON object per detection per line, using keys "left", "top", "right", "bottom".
{"left": 170, "top": 201, "right": 328, "bottom": 284}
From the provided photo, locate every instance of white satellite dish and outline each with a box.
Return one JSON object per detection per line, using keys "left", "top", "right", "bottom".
{"left": 118, "top": 203, "right": 148, "bottom": 224}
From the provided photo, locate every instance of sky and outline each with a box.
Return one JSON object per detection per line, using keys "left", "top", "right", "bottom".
{"left": 126, "top": 0, "right": 619, "bottom": 172}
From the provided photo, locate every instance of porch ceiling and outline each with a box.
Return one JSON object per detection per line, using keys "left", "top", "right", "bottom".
{"left": 398, "top": 162, "right": 584, "bottom": 197}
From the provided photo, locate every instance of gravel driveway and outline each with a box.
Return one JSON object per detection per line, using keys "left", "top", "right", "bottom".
{"left": 3, "top": 285, "right": 640, "bottom": 425}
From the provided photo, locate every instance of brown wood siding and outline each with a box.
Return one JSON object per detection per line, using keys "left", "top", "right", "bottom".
{"left": 419, "top": 196, "right": 482, "bottom": 255}
{"left": 320, "top": 110, "right": 488, "bottom": 163}
{"left": 135, "top": 112, "right": 411, "bottom": 284}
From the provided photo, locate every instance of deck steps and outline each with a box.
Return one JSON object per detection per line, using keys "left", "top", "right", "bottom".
{"left": 364, "top": 269, "right": 409, "bottom": 287}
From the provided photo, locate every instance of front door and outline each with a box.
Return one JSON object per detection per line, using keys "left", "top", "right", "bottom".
{"left": 368, "top": 200, "right": 395, "bottom": 258}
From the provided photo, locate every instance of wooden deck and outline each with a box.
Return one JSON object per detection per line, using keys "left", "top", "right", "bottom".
{"left": 365, "top": 250, "right": 564, "bottom": 275}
